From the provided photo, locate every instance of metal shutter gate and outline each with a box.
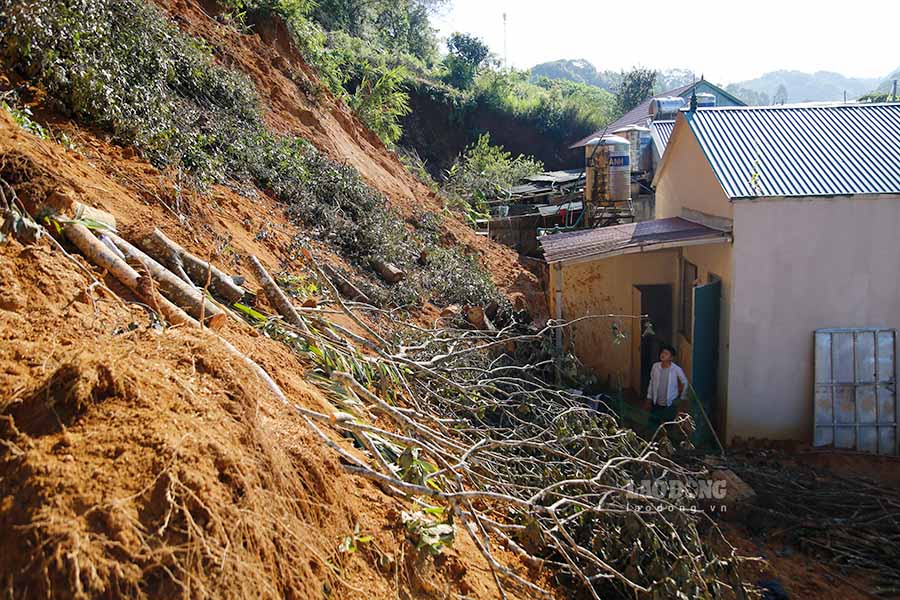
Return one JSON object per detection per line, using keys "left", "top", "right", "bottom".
{"left": 814, "top": 328, "right": 898, "bottom": 455}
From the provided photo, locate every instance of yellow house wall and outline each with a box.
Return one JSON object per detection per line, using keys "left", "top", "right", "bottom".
{"left": 654, "top": 115, "right": 733, "bottom": 221}
{"left": 548, "top": 250, "right": 678, "bottom": 391}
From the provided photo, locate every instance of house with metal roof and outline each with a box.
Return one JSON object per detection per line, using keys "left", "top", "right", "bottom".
{"left": 543, "top": 102, "right": 900, "bottom": 453}
{"left": 569, "top": 78, "right": 746, "bottom": 149}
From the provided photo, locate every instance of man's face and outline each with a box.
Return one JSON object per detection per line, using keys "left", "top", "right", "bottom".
{"left": 659, "top": 349, "right": 673, "bottom": 362}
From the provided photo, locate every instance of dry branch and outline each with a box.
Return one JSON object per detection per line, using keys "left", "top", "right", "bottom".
{"left": 248, "top": 255, "right": 309, "bottom": 334}
{"left": 322, "top": 264, "right": 370, "bottom": 304}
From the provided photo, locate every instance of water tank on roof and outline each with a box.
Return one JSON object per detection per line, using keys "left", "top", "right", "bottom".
{"left": 612, "top": 125, "right": 652, "bottom": 173}
{"left": 649, "top": 96, "right": 685, "bottom": 120}
{"left": 696, "top": 92, "right": 717, "bottom": 108}
{"left": 584, "top": 135, "right": 630, "bottom": 205}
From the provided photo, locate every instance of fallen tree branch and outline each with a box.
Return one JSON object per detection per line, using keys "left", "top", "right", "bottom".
{"left": 248, "top": 255, "right": 309, "bottom": 334}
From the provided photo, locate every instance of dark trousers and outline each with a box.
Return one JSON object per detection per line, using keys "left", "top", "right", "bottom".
{"left": 650, "top": 403, "right": 678, "bottom": 429}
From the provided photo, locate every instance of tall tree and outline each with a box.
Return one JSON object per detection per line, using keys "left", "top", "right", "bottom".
{"left": 615, "top": 68, "right": 656, "bottom": 114}
{"left": 443, "top": 32, "right": 490, "bottom": 90}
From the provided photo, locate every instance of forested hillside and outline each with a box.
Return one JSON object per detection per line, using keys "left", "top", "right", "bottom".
{"left": 278, "top": 3, "right": 620, "bottom": 173}
{"left": 531, "top": 58, "right": 697, "bottom": 95}
{"left": 728, "top": 70, "right": 880, "bottom": 103}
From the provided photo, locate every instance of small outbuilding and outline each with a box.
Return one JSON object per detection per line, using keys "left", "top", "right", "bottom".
{"left": 544, "top": 102, "right": 900, "bottom": 453}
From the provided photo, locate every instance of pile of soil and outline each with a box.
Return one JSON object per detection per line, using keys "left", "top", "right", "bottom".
{"left": 0, "top": 0, "right": 554, "bottom": 594}
{"left": 0, "top": 239, "right": 547, "bottom": 598}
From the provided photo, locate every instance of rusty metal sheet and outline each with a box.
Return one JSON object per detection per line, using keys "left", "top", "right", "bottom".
{"left": 814, "top": 329, "right": 898, "bottom": 455}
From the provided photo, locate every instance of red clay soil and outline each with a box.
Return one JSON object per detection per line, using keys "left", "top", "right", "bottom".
{"left": 0, "top": 2, "right": 554, "bottom": 593}
{"left": 0, "top": 110, "right": 557, "bottom": 597}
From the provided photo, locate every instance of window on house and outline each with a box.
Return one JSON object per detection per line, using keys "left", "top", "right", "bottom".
{"left": 681, "top": 260, "right": 698, "bottom": 341}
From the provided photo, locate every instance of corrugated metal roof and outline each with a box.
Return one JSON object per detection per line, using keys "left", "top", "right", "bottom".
{"left": 569, "top": 80, "right": 746, "bottom": 148}
{"left": 686, "top": 103, "right": 900, "bottom": 199}
{"left": 541, "top": 217, "right": 728, "bottom": 264}
{"left": 523, "top": 169, "right": 584, "bottom": 184}
{"left": 650, "top": 120, "right": 675, "bottom": 155}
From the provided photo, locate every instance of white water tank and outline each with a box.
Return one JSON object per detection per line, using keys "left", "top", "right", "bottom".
{"left": 696, "top": 92, "right": 717, "bottom": 108}
{"left": 649, "top": 96, "right": 685, "bottom": 120}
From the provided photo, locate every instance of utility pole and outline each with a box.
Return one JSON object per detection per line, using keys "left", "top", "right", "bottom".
{"left": 502, "top": 12, "right": 508, "bottom": 70}
{"left": 892, "top": 79, "right": 898, "bottom": 102}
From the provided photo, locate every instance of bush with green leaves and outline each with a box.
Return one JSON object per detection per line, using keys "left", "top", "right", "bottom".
{"left": 0, "top": 0, "right": 506, "bottom": 311}
{"left": 442, "top": 133, "right": 543, "bottom": 206}
{"left": 349, "top": 65, "right": 411, "bottom": 146}
{"left": 473, "top": 70, "right": 617, "bottom": 143}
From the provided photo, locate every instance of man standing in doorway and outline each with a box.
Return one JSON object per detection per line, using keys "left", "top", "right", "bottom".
{"left": 646, "top": 344, "right": 688, "bottom": 429}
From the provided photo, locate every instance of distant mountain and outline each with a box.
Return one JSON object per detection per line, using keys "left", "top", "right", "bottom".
{"left": 530, "top": 60, "right": 899, "bottom": 106}
{"left": 729, "top": 70, "right": 880, "bottom": 103}
{"left": 529, "top": 59, "right": 620, "bottom": 91}
{"left": 873, "top": 66, "right": 900, "bottom": 93}
{"left": 530, "top": 59, "right": 697, "bottom": 94}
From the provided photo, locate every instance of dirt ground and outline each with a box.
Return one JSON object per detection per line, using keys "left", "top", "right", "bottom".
{"left": 0, "top": 237, "right": 556, "bottom": 599}
{"left": 712, "top": 448, "right": 900, "bottom": 600}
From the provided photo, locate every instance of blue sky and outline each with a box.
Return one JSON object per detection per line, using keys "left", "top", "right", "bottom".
{"left": 433, "top": 0, "right": 900, "bottom": 84}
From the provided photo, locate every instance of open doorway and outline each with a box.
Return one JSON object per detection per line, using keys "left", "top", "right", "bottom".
{"left": 635, "top": 284, "right": 673, "bottom": 398}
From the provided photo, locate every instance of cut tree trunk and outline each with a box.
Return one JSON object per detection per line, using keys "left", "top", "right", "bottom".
{"left": 322, "top": 265, "right": 371, "bottom": 304}
{"left": 63, "top": 223, "right": 218, "bottom": 328}
{"left": 248, "top": 255, "right": 309, "bottom": 334}
{"left": 61, "top": 224, "right": 288, "bottom": 404}
{"left": 370, "top": 258, "right": 405, "bottom": 284}
{"left": 136, "top": 228, "right": 245, "bottom": 304}
{"left": 104, "top": 231, "right": 226, "bottom": 329}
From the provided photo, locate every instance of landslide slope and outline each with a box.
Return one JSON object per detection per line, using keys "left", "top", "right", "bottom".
{"left": 0, "top": 0, "right": 551, "bottom": 597}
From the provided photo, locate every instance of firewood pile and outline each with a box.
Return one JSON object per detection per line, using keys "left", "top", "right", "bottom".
{"left": 725, "top": 451, "right": 900, "bottom": 598}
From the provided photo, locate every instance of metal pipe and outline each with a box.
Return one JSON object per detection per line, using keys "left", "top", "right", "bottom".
{"left": 553, "top": 262, "right": 564, "bottom": 383}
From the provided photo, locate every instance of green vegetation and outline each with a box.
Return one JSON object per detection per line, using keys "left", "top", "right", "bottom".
{"left": 474, "top": 71, "right": 616, "bottom": 142}
{"left": 349, "top": 65, "right": 411, "bottom": 146}
{"left": 615, "top": 67, "right": 657, "bottom": 114}
{"left": 443, "top": 133, "right": 542, "bottom": 206}
{"left": 297, "top": 6, "right": 618, "bottom": 165}
{"left": 1, "top": 0, "right": 506, "bottom": 311}
{"left": 442, "top": 32, "right": 490, "bottom": 90}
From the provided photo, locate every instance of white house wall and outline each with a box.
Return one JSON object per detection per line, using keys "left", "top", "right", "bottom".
{"left": 728, "top": 194, "right": 900, "bottom": 441}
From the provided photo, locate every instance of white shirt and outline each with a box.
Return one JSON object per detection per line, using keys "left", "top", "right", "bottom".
{"left": 646, "top": 362, "right": 687, "bottom": 406}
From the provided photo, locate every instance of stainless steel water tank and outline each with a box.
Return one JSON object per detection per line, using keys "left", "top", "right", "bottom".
{"left": 585, "top": 135, "right": 631, "bottom": 203}
{"left": 649, "top": 96, "right": 686, "bottom": 119}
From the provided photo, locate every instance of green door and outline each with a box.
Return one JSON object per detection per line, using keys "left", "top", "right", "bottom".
{"left": 691, "top": 281, "right": 721, "bottom": 446}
